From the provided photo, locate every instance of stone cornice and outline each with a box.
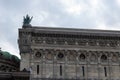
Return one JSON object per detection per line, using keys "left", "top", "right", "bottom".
{"left": 19, "top": 26, "right": 120, "bottom": 37}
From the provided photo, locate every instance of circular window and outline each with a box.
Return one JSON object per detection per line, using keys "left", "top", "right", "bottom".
{"left": 58, "top": 53, "right": 64, "bottom": 59}
{"left": 79, "top": 54, "right": 85, "bottom": 61}
{"left": 101, "top": 55, "right": 107, "bottom": 62}
{"left": 101, "top": 55, "right": 107, "bottom": 60}
{"left": 35, "top": 52, "right": 41, "bottom": 58}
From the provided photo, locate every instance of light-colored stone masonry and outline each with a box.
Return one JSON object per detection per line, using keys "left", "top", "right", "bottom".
{"left": 18, "top": 26, "right": 120, "bottom": 80}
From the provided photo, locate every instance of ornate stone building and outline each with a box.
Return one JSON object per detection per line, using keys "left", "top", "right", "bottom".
{"left": 0, "top": 49, "right": 29, "bottom": 80}
{"left": 0, "top": 49, "right": 20, "bottom": 72}
{"left": 18, "top": 25, "right": 120, "bottom": 80}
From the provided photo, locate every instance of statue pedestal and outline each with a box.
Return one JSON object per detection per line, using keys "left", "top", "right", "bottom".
{"left": 22, "top": 24, "right": 32, "bottom": 28}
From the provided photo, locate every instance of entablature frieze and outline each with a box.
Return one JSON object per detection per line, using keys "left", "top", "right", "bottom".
{"left": 30, "top": 37, "right": 120, "bottom": 48}
{"left": 19, "top": 28, "right": 120, "bottom": 51}
{"left": 30, "top": 48, "right": 120, "bottom": 64}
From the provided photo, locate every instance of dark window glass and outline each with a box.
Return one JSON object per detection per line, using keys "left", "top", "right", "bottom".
{"left": 101, "top": 55, "right": 107, "bottom": 60}
{"left": 104, "top": 67, "right": 107, "bottom": 77}
{"left": 60, "top": 65, "right": 62, "bottom": 76}
{"left": 82, "top": 66, "right": 85, "bottom": 77}
{"left": 35, "top": 52, "right": 41, "bottom": 58}
{"left": 37, "top": 65, "right": 39, "bottom": 74}
{"left": 58, "top": 53, "right": 64, "bottom": 59}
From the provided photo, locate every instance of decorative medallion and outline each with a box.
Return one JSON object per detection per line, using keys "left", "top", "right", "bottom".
{"left": 46, "top": 52, "right": 53, "bottom": 60}
{"left": 112, "top": 54, "right": 118, "bottom": 62}
{"left": 68, "top": 52, "right": 76, "bottom": 61}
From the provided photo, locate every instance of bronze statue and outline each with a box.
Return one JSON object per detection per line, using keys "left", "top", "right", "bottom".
{"left": 23, "top": 14, "right": 33, "bottom": 25}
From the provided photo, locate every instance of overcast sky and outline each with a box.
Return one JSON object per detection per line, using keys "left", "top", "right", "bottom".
{"left": 0, "top": 0, "right": 120, "bottom": 58}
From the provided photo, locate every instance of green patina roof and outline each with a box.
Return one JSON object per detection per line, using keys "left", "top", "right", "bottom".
{"left": 0, "top": 51, "right": 20, "bottom": 62}
{"left": 2, "top": 51, "right": 11, "bottom": 60}
{"left": 11, "top": 55, "right": 20, "bottom": 62}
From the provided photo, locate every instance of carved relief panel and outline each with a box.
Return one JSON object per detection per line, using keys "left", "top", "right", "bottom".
{"left": 67, "top": 50, "right": 76, "bottom": 62}
{"left": 90, "top": 53, "right": 97, "bottom": 62}
{"left": 111, "top": 53, "right": 118, "bottom": 63}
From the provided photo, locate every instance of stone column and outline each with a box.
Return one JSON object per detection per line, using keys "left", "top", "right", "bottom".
{"left": 108, "top": 52, "right": 112, "bottom": 80}
{"left": 97, "top": 51, "right": 101, "bottom": 80}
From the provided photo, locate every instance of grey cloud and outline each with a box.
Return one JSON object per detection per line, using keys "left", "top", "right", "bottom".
{"left": 95, "top": 0, "right": 120, "bottom": 28}
{"left": 0, "top": 0, "right": 120, "bottom": 57}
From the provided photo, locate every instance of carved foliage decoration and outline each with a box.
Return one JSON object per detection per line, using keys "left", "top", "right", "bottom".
{"left": 67, "top": 38, "right": 76, "bottom": 45}
{"left": 112, "top": 54, "right": 118, "bottom": 62}
{"left": 88, "top": 40, "right": 96, "bottom": 46}
{"left": 109, "top": 40, "right": 118, "bottom": 47}
{"left": 45, "top": 38, "right": 54, "bottom": 44}
{"left": 90, "top": 53, "right": 97, "bottom": 62}
{"left": 67, "top": 50, "right": 76, "bottom": 61}
{"left": 99, "top": 40, "right": 107, "bottom": 47}
{"left": 78, "top": 39, "right": 87, "bottom": 46}
{"left": 34, "top": 37, "right": 43, "bottom": 44}
{"left": 56, "top": 38, "right": 65, "bottom": 45}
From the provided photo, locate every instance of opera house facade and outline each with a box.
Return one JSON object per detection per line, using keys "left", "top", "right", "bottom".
{"left": 1, "top": 15, "right": 120, "bottom": 80}
{"left": 18, "top": 24, "right": 120, "bottom": 80}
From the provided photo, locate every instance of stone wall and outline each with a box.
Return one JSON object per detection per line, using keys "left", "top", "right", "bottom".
{"left": 18, "top": 27, "right": 120, "bottom": 80}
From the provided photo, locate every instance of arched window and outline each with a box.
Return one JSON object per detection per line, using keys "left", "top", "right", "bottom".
{"left": 46, "top": 51, "right": 53, "bottom": 60}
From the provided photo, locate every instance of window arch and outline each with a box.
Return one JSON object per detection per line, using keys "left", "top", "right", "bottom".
{"left": 46, "top": 51, "right": 53, "bottom": 60}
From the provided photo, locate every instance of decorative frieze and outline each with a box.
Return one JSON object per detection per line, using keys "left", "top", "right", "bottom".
{"left": 30, "top": 36, "right": 120, "bottom": 48}
{"left": 31, "top": 49, "right": 120, "bottom": 64}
